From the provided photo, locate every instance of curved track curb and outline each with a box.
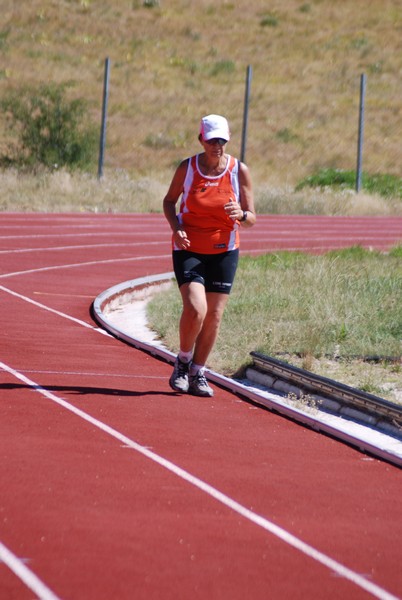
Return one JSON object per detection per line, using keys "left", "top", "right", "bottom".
{"left": 93, "top": 273, "right": 402, "bottom": 468}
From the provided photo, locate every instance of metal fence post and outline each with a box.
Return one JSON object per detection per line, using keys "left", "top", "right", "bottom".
{"left": 356, "top": 73, "right": 366, "bottom": 193}
{"left": 98, "top": 57, "right": 110, "bottom": 180}
{"left": 240, "top": 65, "right": 252, "bottom": 163}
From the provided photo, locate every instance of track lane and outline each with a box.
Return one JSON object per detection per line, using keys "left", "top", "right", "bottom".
{"left": 1, "top": 213, "right": 402, "bottom": 600}
{"left": 0, "top": 360, "right": 398, "bottom": 598}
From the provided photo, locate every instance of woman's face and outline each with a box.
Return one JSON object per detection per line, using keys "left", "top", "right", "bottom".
{"left": 200, "top": 136, "right": 228, "bottom": 158}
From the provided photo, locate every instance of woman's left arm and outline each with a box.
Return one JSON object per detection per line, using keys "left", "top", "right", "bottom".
{"left": 238, "top": 162, "right": 256, "bottom": 227}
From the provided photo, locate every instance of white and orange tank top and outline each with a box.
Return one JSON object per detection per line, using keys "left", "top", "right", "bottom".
{"left": 174, "top": 153, "right": 240, "bottom": 254}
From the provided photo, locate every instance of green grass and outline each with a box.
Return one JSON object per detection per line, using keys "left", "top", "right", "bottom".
{"left": 147, "top": 247, "right": 402, "bottom": 403}
{"left": 297, "top": 168, "right": 402, "bottom": 199}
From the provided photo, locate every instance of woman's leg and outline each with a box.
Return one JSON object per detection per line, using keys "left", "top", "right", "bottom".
{"left": 169, "top": 281, "right": 206, "bottom": 393}
{"left": 170, "top": 250, "right": 235, "bottom": 395}
{"left": 178, "top": 281, "right": 207, "bottom": 353}
{"left": 190, "top": 249, "right": 238, "bottom": 366}
{"left": 192, "top": 292, "right": 229, "bottom": 366}
{"left": 185, "top": 292, "right": 229, "bottom": 397}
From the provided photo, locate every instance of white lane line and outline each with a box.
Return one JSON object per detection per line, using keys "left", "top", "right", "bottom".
{"left": 0, "top": 541, "right": 62, "bottom": 600}
{"left": 0, "top": 235, "right": 397, "bottom": 255}
{"left": 0, "top": 254, "right": 170, "bottom": 280}
{"left": 0, "top": 360, "right": 398, "bottom": 600}
{"left": 0, "top": 241, "right": 165, "bottom": 255}
{"left": 0, "top": 285, "right": 101, "bottom": 331}
{"left": 0, "top": 228, "right": 167, "bottom": 240}
{"left": 11, "top": 233, "right": 398, "bottom": 243}
{"left": 33, "top": 292, "right": 95, "bottom": 299}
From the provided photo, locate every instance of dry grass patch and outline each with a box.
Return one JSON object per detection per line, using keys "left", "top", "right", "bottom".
{"left": 1, "top": 168, "right": 401, "bottom": 216}
{"left": 0, "top": 168, "right": 167, "bottom": 213}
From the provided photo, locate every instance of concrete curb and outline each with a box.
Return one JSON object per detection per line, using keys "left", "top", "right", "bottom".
{"left": 93, "top": 272, "right": 402, "bottom": 468}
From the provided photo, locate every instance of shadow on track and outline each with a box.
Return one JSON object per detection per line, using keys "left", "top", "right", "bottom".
{"left": 0, "top": 382, "right": 176, "bottom": 398}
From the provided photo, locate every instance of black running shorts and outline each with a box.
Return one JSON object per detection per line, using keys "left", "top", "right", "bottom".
{"left": 172, "top": 249, "right": 239, "bottom": 295}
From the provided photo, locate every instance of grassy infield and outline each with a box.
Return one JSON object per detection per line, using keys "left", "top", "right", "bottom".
{"left": 1, "top": 1, "right": 401, "bottom": 401}
{"left": 148, "top": 246, "right": 402, "bottom": 404}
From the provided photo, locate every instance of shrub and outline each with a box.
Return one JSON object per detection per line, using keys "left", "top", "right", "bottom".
{"left": 0, "top": 82, "right": 97, "bottom": 170}
{"left": 296, "top": 168, "right": 355, "bottom": 190}
{"left": 296, "top": 168, "right": 402, "bottom": 199}
{"left": 209, "top": 60, "right": 236, "bottom": 77}
{"left": 260, "top": 14, "right": 279, "bottom": 27}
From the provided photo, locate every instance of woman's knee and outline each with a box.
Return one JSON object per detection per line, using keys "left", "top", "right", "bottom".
{"left": 183, "top": 301, "right": 206, "bottom": 324}
{"left": 181, "top": 283, "right": 207, "bottom": 321}
{"left": 206, "top": 293, "right": 229, "bottom": 322}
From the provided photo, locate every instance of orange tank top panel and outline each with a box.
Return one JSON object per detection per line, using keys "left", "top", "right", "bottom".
{"left": 174, "top": 154, "right": 241, "bottom": 254}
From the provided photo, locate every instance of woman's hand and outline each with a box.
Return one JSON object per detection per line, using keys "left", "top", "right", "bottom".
{"left": 174, "top": 228, "right": 191, "bottom": 249}
{"left": 224, "top": 199, "right": 243, "bottom": 221}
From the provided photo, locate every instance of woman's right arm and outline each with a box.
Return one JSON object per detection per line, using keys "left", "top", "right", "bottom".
{"left": 163, "top": 159, "right": 191, "bottom": 249}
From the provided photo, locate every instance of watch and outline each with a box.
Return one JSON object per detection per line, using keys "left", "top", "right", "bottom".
{"left": 240, "top": 210, "right": 248, "bottom": 222}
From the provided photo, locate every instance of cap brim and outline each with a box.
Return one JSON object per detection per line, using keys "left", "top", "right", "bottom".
{"left": 203, "top": 130, "right": 229, "bottom": 141}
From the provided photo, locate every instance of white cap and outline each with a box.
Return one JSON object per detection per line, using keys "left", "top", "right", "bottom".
{"left": 200, "top": 114, "right": 230, "bottom": 142}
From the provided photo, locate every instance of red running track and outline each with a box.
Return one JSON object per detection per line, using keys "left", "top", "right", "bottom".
{"left": 0, "top": 213, "right": 402, "bottom": 600}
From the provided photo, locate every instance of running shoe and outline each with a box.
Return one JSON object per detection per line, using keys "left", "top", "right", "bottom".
{"left": 169, "top": 357, "right": 190, "bottom": 393}
{"left": 188, "top": 369, "right": 214, "bottom": 397}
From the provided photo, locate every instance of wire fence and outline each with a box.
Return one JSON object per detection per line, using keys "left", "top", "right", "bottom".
{"left": 99, "top": 58, "right": 401, "bottom": 189}
{"left": 0, "top": 55, "right": 399, "bottom": 192}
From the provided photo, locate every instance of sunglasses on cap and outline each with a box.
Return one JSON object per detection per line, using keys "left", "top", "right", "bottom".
{"left": 205, "top": 138, "right": 227, "bottom": 146}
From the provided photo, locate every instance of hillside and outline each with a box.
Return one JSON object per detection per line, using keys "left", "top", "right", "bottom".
{"left": 1, "top": 0, "right": 401, "bottom": 187}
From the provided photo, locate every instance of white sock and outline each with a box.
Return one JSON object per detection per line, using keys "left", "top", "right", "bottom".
{"left": 190, "top": 363, "right": 204, "bottom": 376}
{"left": 178, "top": 350, "right": 193, "bottom": 364}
